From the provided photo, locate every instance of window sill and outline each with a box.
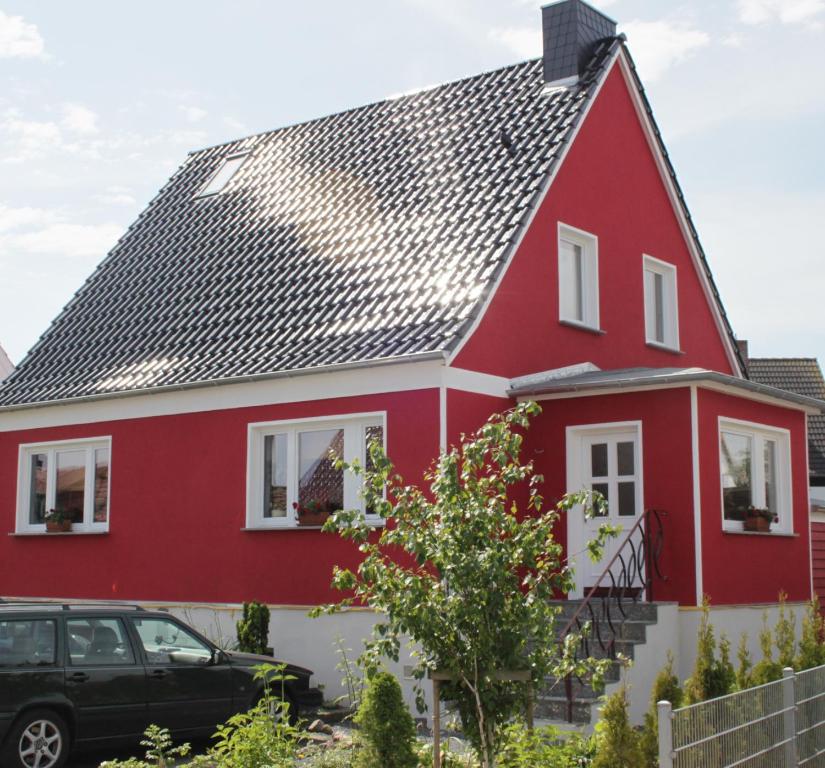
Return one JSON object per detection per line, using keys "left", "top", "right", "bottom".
{"left": 9, "top": 530, "right": 110, "bottom": 537}
{"left": 242, "top": 521, "right": 386, "bottom": 532}
{"left": 559, "top": 319, "right": 605, "bottom": 336}
{"left": 722, "top": 529, "right": 797, "bottom": 538}
{"left": 645, "top": 340, "right": 683, "bottom": 355}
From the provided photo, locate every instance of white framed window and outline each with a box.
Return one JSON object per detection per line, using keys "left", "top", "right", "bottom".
{"left": 16, "top": 437, "right": 111, "bottom": 534}
{"left": 195, "top": 152, "right": 248, "bottom": 197}
{"left": 718, "top": 418, "right": 792, "bottom": 533}
{"left": 643, "top": 255, "right": 679, "bottom": 350}
{"left": 246, "top": 413, "right": 385, "bottom": 529}
{"left": 558, "top": 223, "right": 599, "bottom": 331}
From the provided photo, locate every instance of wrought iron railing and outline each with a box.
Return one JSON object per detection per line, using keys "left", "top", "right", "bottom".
{"left": 558, "top": 507, "right": 667, "bottom": 722}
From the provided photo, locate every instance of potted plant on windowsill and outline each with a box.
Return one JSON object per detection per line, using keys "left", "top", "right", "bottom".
{"left": 744, "top": 506, "right": 774, "bottom": 533}
{"left": 294, "top": 498, "right": 338, "bottom": 527}
{"left": 44, "top": 509, "right": 72, "bottom": 533}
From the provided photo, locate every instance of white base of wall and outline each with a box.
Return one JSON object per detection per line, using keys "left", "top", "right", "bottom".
{"left": 601, "top": 601, "right": 809, "bottom": 726}
{"left": 4, "top": 596, "right": 809, "bottom": 728}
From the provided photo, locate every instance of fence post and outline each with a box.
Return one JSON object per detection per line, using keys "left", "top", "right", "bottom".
{"left": 658, "top": 700, "right": 674, "bottom": 768}
{"left": 782, "top": 667, "right": 797, "bottom": 768}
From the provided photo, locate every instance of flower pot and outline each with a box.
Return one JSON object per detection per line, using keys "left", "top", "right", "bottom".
{"left": 744, "top": 516, "right": 771, "bottom": 533}
{"left": 297, "top": 511, "right": 330, "bottom": 527}
{"left": 46, "top": 520, "right": 72, "bottom": 533}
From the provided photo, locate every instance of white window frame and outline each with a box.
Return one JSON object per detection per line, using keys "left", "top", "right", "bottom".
{"left": 643, "top": 254, "right": 679, "bottom": 351}
{"left": 246, "top": 412, "right": 386, "bottom": 529}
{"left": 557, "top": 222, "right": 600, "bottom": 331}
{"left": 718, "top": 417, "right": 793, "bottom": 534}
{"left": 195, "top": 152, "right": 249, "bottom": 198}
{"left": 16, "top": 436, "right": 112, "bottom": 534}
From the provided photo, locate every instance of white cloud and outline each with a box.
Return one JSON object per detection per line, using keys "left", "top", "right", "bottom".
{"left": 0, "top": 110, "right": 62, "bottom": 161}
{"left": 0, "top": 204, "right": 121, "bottom": 259}
{"left": 95, "top": 186, "right": 136, "bottom": 206}
{"left": 722, "top": 32, "right": 745, "bottom": 47}
{"left": 0, "top": 9, "right": 45, "bottom": 59}
{"left": 737, "top": 0, "right": 825, "bottom": 25}
{"left": 61, "top": 103, "right": 99, "bottom": 135}
{"left": 620, "top": 19, "right": 710, "bottom": 82}
{"left": 488, "top": 26, "right": 540, "bottom": 59}
{"left": 223, "top": 116, "right": 247, "bottom": 133}
{"left": 180, "top": 105, "right": 207, "bottom": 123}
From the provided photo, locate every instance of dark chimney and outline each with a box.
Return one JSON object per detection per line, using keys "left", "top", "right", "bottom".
{"left": 542, "top": 0, "right": 617, "bottom": 85}
{"left": 737, "top": 339, "right": 749, "bottom": 365}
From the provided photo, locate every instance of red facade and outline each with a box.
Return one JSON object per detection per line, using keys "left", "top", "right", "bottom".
{"left": 0, "top": 54, "right": 815, "bottom": 610}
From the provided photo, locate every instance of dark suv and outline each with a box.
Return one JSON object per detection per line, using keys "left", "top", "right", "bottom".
{"left": 0, "top": 603, "right": 323, "bottom": 768}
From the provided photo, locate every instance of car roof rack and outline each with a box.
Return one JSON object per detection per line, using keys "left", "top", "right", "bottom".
{"left": 0, "top": 600, "right": 145, "bottom": 612}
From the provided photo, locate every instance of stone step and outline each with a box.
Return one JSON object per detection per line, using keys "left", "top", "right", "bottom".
{"left": 550, "top": 599, "right": 661, "bottom": 623}
{"left": 534, "top": 696, "right": 594, "bottom": 726}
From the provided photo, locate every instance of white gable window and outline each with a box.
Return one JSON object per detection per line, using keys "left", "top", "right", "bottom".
{"left": 247, "top": 413, "right": 385, "bottom": 529}
{"left": 16, "top": 438, "right": 111, "bottom": 534}
{"left": 643, "top": 255, "right": 679, "bottom": 350}
{"left": 558, "top": 223, "right": 599, "bottom": 331}
{"left": 196, "top": 152, "right": 248, "bottom": 197}
{"left": 719, "top": 419, "right": 792, "bottom": 534}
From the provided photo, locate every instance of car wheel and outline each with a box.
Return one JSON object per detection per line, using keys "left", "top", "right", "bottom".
{"left": 3, "top": 709, "right": 70, "bottom": 768}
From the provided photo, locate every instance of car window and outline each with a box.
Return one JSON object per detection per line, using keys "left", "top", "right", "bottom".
{"left": 0, "top": 619, "right": 56, "bottom": 667}
{"left": 130, "top": 617, "right": 212, "bottom": 665}
{"left": 66, "top": 617, "right": 135, "bottom": 666}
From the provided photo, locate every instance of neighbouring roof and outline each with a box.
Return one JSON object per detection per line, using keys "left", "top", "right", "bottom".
{"left": 748, "top": 358, "right": 825, "bottom": 480}
{"left": 0, "top": 344, "right": 13, "bottom": 382}
{"left": 508, "top": 366, "right": 825, "bottom": 414}
{"left": 0, "top": 37, "right": 743, "bottom": 409}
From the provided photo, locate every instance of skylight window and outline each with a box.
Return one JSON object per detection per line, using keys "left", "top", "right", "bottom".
{"left": 196, "top": 153, "right": 248, "bottom": 197}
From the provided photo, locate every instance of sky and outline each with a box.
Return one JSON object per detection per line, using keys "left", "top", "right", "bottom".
{"left": 0, "top": 0, "right": 823, "bottom": 366}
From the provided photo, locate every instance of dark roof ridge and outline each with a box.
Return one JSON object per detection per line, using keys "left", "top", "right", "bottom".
{"left": 187, "top": 54, "right": 554, "bottom": 158}
{"left": 750, "top": 357, "right": 820, "bottom": 362}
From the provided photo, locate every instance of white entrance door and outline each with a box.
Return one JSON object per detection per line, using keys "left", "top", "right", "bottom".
{"left": 566, "top": 423, "right": 644, "bottom": 597}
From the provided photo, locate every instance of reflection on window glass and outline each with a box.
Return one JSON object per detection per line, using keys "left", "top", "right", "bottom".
{"left": 364, "top": 425, "right": 384, "bottom": 516}
{"left": 764, "top": 440, "right": 777, "bottom": 519}
{"left": 130, "top": 617, "right": 212, "bottom": 665}
{"left": 298, "top": 429, "right": 344, "bottom": 513}
{"left": 0, "top": 619, "right": 56, "bottom": 667}
{"left": 617, "top": 442, "right": 635, "bottom": 476}
{"left": 94, "top": 448, "right": 109, "bottom": 523}
{"left": 591, "top": 483, "right": 609, "bottom": 516}
{"left": 263, "top": 434, "right": 287, "bottom": 518}
{"left": 590, "top": 443, "right": 608, "bottom": 478}
{"left": 618, "top": 481, "right": 636, "bottom": 517}
{"left": 721, "top": 431, "right": 752, "bottom": 521}
{"left": 67, "top": 618, "right": 134, "bottom": 667}
{"left": 56, "top": 450, "right": 86, "bottom": 524}
{"left": 28, "top": 453, "right": 47, "bottom": 525}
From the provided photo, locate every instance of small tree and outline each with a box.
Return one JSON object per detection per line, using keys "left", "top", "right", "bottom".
{"left": 591, "top": 686, "right": 643, "bottom": 768}
{"left": 354, "top": 671, "right": 418, "bottom": 768}
{"left": 774, "top": 591, "right": 796, "bottom": 668}
{"left": 314, "top": 402, "right": 615, "bottom": 768}
{"left": 750, "top": 612, "right": 783, "bottom": 685}
{"left": 640, "top": 653, "right": 683, "bottom": 766}
{"left": 735, "top": 634, "right": 752, "bottom": 690}
{"left": 684, "top": 599, "right": 734, "bottom": 703}
{"left": 797, "top": 596, "right": 825, "bottom": 670}
{"left": 236, "top": 601, "right": 271, "bottom": 655}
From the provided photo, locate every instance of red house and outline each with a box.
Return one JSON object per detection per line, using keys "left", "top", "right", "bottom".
{"left": 1, "top": 1, "right": 820, "bottom": 722}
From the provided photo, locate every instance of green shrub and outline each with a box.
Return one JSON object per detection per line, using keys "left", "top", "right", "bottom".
{"left": 684, "top": 600, "right": 735, "bottom": 703}
{"left": 99, "top": 725, "right": 194, "bottom": 768}
{"left": 353, "top": 671, "right": 417, "bottom": 768}
{"left": 797, "top": 596, "right": 825, "bottom": 670}
{"left": 640, "top": 653, "right": 682, "bottom": 767}
{"left": 736, "top": 634, "right": 752, "bottom": 690}
{"left": 591, "top": 686, "right": 643, "bottom": 768}
{"left": 774, "top": 592, "right": 796, "bottom": 668}
{"left": 750, "top": 612, "right": 783, "bottom": 685}
{"left": 236, "top": 600, "right": 271, "bottom": 655}
{"left": 498, "top": 722, "right": 594, "bottom": 768}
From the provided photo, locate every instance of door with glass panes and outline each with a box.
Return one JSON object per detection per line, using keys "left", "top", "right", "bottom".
{"left": 567, "top": 425, "right": 644, "bottom": 597}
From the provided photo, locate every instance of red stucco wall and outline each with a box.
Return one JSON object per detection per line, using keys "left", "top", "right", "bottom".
{"left": 0, "top": 389, "right": 439, "bottom": 606}
{"left": 526, "top": 388, "right": 696, "bottom": 605}
{"left": 697, "top": 388, "right": 811, "bottom": 604}
{"left": 453, "top": 63, "right": 735, "bottom": 379}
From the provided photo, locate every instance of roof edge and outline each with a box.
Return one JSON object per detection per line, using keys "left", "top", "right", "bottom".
{"left": 0, "top": 349, "right": 447, "bottom": 414}
{"left": 508, "top": 368, "right": 825, "bottom": 413}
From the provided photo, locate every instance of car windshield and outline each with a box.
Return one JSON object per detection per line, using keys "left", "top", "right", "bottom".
{"left": 130, "top": 617, "right": 212, "bottom": 665}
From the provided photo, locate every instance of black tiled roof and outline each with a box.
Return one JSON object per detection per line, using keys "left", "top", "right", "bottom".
{"left": 748, "top": 358, "right": 825, "bottom": 480}
{"left": 0, "top": 38, "right": 742, "bottom": 408}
